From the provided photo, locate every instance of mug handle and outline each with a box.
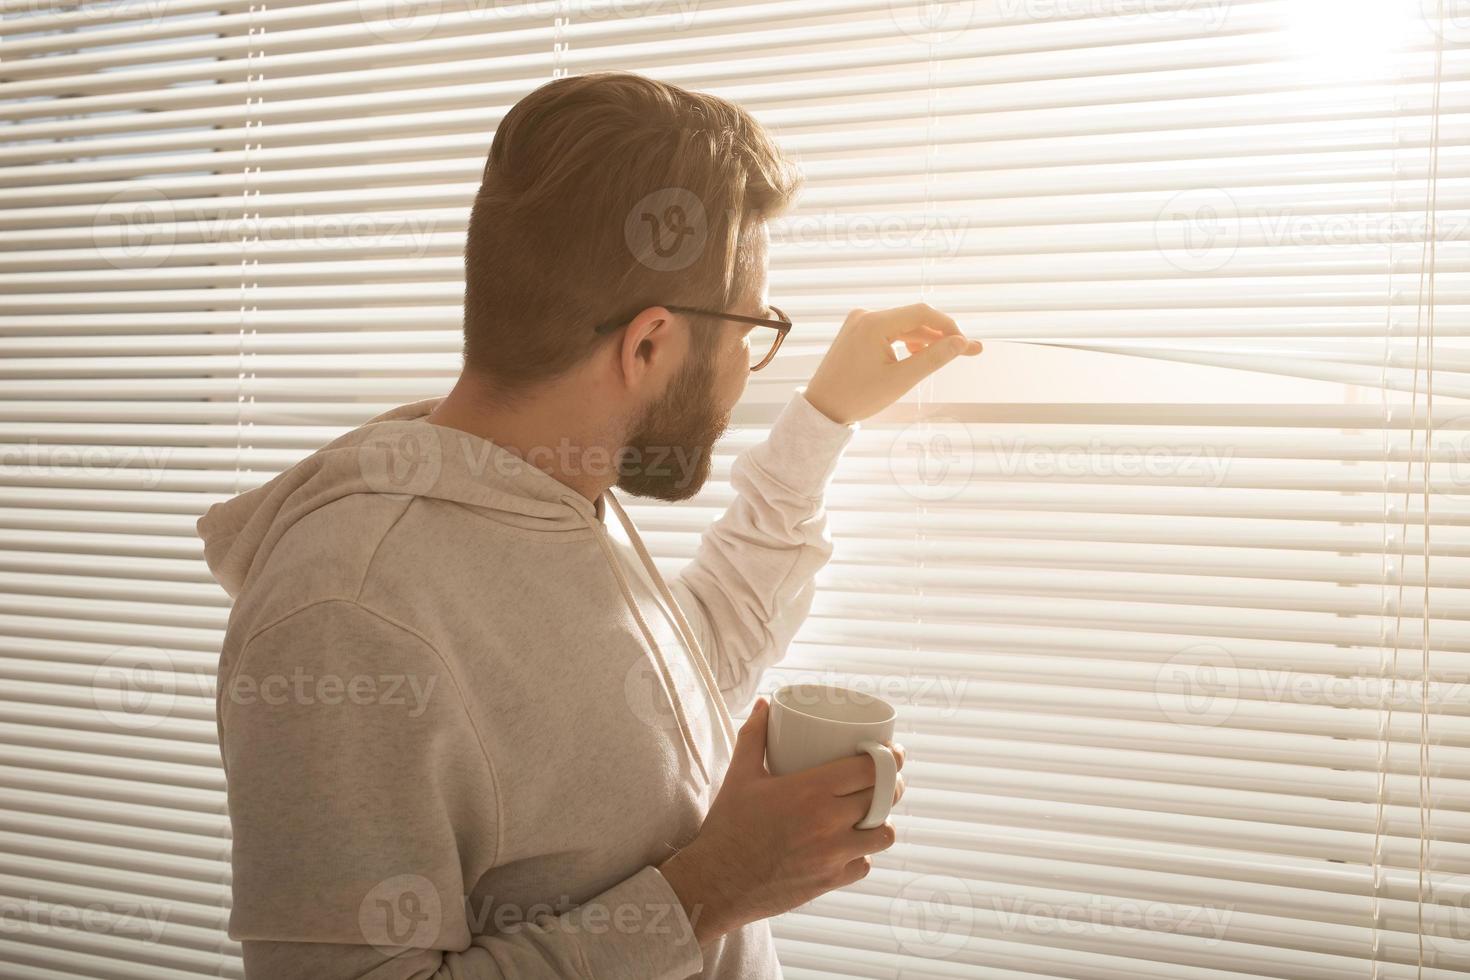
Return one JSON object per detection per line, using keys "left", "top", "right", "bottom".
{"left": 854, "top": 740, "right": 897, "bottom": 831}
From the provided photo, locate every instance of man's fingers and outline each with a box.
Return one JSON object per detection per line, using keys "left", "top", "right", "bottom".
{"left": 827, "top": 789, "right": 880, "bottom": 832}
{"left": 843, "top": 820, "right": 899, "bottom": 856}
{"left": 865, "top": 303, "right": 958, "bottom": 342}
{"left": 904, "top": 330, "right": 981, "bottom": 355}
{"left": 808, "top": 755, "right": 874, "bottom": 797}
{"left": 808, "top": 742, "right": 906, "bottom": 796}
{"left": 893, "top": 332, "right": 970, "bottom": 389}
{"left": 824, "top": 770, "right": 906, "bottom": 833}
{"left": 863, "top": 303, "right": 960, "bottom": 344}
{"left": 896, "top": 324, "right": 943, "bottom": 354}
{"left": 833, "top": 763, "right": 905, "bottom": 807}
{"left": 843, "top": 771, "right": 906, "bottom": 806}
{"left": 865, "top": 304, "right": 983, "bottom": 367}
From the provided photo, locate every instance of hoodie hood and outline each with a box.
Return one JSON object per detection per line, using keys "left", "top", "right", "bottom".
{"left": 198, "top": 396, "right": 607, "bottom": 599}
{"left": 197, "top": 396, "right": 736, "bottom": 783}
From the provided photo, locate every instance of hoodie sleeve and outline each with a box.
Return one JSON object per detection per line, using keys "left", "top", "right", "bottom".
{"left": 667, "top": 387, "right": 859, "bottom": 716}
{"left": 220, "top": 598, "right": 703, "bottom": 980}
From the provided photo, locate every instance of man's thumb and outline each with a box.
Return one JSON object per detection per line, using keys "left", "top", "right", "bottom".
{"left": 729, "top": 697, "right": 770, "bottom": 776}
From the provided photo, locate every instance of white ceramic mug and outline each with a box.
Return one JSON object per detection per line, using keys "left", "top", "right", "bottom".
{"left": 765, "top": 683, "right": 898, "bottom": 831}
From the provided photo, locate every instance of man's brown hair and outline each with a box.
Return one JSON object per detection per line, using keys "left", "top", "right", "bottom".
{"left": 463, "top": 71, "right": 802, "bottom": 403}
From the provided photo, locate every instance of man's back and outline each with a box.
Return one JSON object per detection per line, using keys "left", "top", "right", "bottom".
{"left": 200, "top": 394, "right": 815, "bottom": 978}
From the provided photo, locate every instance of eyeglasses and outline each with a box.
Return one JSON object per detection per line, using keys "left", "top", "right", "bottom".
{"left": 593, "top": 304, "right": 792, "bottom": 372}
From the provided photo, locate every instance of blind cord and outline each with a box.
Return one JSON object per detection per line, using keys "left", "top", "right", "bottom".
{"left": 1412, "top": 2, "right": 1444, "bottom": 971}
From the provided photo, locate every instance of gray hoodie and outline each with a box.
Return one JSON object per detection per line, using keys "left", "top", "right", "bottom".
{"left": 195, "top": 386, "right": 858, "bottom": 979}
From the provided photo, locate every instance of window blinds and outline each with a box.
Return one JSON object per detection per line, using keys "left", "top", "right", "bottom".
{"left": 3, "top": 0, "right": 1467, "bottom": 978}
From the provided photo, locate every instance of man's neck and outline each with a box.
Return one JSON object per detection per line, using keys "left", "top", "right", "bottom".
{"left": 425, "top": 371, "right": 616, "bottom": 505}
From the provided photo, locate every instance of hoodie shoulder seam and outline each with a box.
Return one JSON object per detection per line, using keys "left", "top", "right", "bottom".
{"left": 353, "top": 494, "right": 417, "bottom": 603}
{"left": 237, "top": 596, "right": 505, "bottom": 871}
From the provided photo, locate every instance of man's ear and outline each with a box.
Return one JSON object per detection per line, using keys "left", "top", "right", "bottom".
{"left": 616, "top": 306, "right": 680, "bottom": 389}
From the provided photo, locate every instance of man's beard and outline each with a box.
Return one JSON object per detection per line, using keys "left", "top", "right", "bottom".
{"left": 617, "top": 346, "right": 730, "bottom": 502}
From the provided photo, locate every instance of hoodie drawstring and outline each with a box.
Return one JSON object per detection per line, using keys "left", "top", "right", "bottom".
{"left": 603, "top": 489, "right": 737, "bottom": 758}
{"left": 564, "top": 492, "right": 714, "bottom": 785}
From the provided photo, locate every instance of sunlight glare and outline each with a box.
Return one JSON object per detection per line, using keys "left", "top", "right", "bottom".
{"left": 1284, "top": 0, "right": 1417, "bottom": 79}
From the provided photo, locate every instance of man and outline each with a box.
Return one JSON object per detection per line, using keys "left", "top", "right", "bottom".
{"left": 197, "top": 70, "right": 982, "bottom": 978}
